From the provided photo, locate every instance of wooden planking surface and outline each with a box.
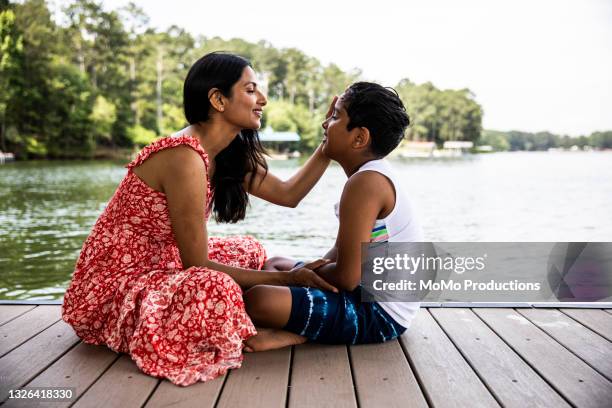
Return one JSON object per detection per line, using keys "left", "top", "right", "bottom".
{"left": 0, "top": 305, "right": 611, "bottom": 408}
{"left": 145, "top": 375, "right": 226, "bottom": 408}
{"left": 518, "top": 308, "right": 612, "bottom": 381}
{"left": 400, "top": 309, "right": 500, "bottom": 408}
{"left": 216, "top": 347, "right": 291, "bottom": 408}
{"left": 72, "top": 355, "right": 159, "bottom": 408}
{"left": 4, "top": 342, "right": 119, "bottom": 408}
{"left": 0, "top": 305, "right": 35, "bottom": 326}
{"left": 431, "top": 308, "right": 570, "bottom": 408}
{"left": 560, "top": 309, "right": 612, "bottom": 342}
{"left": 349, "top": 340, "right": 428, "bottom": 408}
{"left": 474, "top": 308, "right": 612, "bottom": 408}
{"left": 0, "top": 319, "right": 80, "bottom": 403}
{"left": 289, "top": 344, "right": 357, "bottom": 408}
{"left": 0, "top": 306, "right": 61, "bottom": 357}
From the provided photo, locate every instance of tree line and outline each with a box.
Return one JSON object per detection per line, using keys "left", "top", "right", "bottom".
{"left": 480, "top": 130, "right": 612, "bottom": 152}
{"left": 7, "top": 1, "right": 605, "bottom": 160}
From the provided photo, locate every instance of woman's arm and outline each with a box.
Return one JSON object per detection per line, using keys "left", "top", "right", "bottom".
{"left": 245, "top": 143, "right": 330, "bottom": 207}
{"left": 158, "top": 146, "right": 336, "bottom": 291}
{"left": 245, "top": 96, "right": 338, "bottom": 207}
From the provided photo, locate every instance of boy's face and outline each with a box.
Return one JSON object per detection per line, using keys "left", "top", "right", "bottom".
{"left": 321, "top": 95, "right": 358, "bottom": 161}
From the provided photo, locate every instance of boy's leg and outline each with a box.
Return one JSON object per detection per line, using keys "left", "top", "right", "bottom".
{"left": 244, "top": 285, "right": 293, "bottom": 327}
{"left": 262, "top": 256, "right": 299, "bottom": 271}
{"left": 243, "top": 285, "right": 306, "bottom": 352}
{"left": 244, "top": 285, "right": 406, "bottom": 349}
{"left": 244, "top": 328, "right": 306, "bottom": 352}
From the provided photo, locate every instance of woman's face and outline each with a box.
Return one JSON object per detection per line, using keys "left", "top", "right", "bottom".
{"left": 321, "top": 95, "right": 354, "bottom": 160}
{"left": 223, "top": 66, "right": 267, "bottom": 129}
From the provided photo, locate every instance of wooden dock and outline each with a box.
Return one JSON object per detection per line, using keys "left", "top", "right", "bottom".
{"left": 0, "top": 304, "right": 611, "bottom": 407}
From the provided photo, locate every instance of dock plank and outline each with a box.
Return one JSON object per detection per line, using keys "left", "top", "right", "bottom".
{"left": 289, "top": 344, "right": 357, "bottom": 408}
{"left": 560, "top": 309, "right": 612, "bottom": 342}
{"left": 72, "top": 355, "right": 158, "bottom": 408}
{"left": 0, "top": 305, "right": 35, "bottom": 326}
{"left": 474, "top": 308, "right": 612, "bottom": 408}
{"left": 519, "top": 308, "right": 612, "bottom": 381}
{"left": 145, "top": 375, "right": 225, "bottom": 408}
{"left": 4, "top": 342, "right": 119, "bottom": 408}
{"left": 350, "top": 340, "right": 427, "bottom": 408}
{"left": 0, "top": 306, "right": 61, "bottom": 357}
{"left": 431, "top": 308, "right": 569, "bottom": 408}
{"left": 400, "top": 310, "right": 499, "bottom": 408}
{"left": 0, "top": 320, "right": 80, "bottom": 403}
{"left": 217, "top": 347, "right": 291, "bottom": 408}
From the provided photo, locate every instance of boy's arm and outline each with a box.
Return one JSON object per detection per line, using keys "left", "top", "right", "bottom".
{"left": 322, "top": 238, "right": 339, "bottom": 262}
{"left": 315, "top": 172, "right": 388, "bottom": 291}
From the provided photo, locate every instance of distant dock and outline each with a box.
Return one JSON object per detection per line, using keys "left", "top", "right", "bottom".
{"left": 393, "top": 141, "right": 475, "bottom": 158}
{"left": 0, "top": 151, "right": 15, "bottom": 164}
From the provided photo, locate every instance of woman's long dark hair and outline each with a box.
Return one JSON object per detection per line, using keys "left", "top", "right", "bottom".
{"left": 183, "top": 52, "right": 268, "bottom": 223}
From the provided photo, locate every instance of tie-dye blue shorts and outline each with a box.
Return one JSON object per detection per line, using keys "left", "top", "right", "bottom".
{"left": 283, "top": 285, "right": 407, "bottom": 344}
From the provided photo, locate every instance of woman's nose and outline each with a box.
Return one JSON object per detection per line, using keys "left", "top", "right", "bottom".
{"left": 257, "top": 90, "right": 267, "bottom": 106}
{"left": 322, "top": 119, "right": 329, "bottom": 129}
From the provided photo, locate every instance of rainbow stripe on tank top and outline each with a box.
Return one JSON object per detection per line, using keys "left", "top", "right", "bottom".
{"left": 370, "top": 220, "right": 389, "bottom": 243}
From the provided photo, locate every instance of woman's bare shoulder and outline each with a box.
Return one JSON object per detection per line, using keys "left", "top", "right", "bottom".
{"left": 133, "top": 145, "right": 205, "bottom": 193}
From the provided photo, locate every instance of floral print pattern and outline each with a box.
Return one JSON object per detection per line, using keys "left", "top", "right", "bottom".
{"left": 62, "top": 135, "right": 266, "bottom": 386}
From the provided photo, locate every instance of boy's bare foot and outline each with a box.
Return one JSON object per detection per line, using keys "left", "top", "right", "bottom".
{"left": 244, "top": 328, "right": 307, "bottom": 352}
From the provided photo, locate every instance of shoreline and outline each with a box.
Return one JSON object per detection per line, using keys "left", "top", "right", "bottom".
{"left": 3, "top": 148, "right": 611, "bottom": 163}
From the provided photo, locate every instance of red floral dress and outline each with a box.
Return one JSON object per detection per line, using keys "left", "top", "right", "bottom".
{"left": 62, "top": 135, "right": 265, "bottom": 386}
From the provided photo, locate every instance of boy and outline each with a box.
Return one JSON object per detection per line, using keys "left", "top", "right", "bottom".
{"left": 244, "top": 82, "right": 423, "bottom": 351}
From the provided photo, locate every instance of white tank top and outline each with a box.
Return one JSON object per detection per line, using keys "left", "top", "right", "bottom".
{"left": 335, "top": 159, "right": 422, "bottom": 328}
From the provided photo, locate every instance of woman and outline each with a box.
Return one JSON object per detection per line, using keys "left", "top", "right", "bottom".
{"left": 62, "top": 52, "right": 335, "bottom": 386}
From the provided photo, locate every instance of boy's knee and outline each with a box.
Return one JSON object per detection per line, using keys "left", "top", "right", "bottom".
{"left": 263, "top": 256, "right": 295, "bottom": 271}
{"left": 243, "top": 285, "right": 273, "bottom": 323}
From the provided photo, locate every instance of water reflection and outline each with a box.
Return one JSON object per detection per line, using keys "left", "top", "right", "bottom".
{"left": 1, "top": 152, "right": 611, "bottom": 300}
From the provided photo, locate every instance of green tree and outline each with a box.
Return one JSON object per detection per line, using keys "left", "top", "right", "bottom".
{"left": 118, "top": 1, "right": 149, "bottom": 126}
{"left": 3, "top": 0, "right": 519, "bottom": 157}
{"left": 127, "top": 124, "right": 157, "bottom": 146}
{"left": 89, "top": 95, "right": 116, "bottom": 143}
{"left": 4, "top": 0, "right": 97, "bottom": 158}
{"left": 590, "top": 131, "right": 612, "bottom": 149}
{"left": 63, "top": 0, "right": 131, "bottom": 145}
{"left": 0, "top": 6, "right": 22, "bottom": 151}
{"left": 45, "top": 61, "right": 95, "bottom": 158}
{"left": 9, "top": 0, "right": 59, "bottom": 156}
{"left": 480, "top": 130, "right": 510, "bottom": 151}
{"left": 264, "top": 100, "right": 322, "bottom": 151}
{"left": 396, "top": 80, "right": 482, "bottom": 145}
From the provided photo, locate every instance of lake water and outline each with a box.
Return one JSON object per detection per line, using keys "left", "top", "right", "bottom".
{"left": 1, "top": 151, "right": 611, "bottom": 300}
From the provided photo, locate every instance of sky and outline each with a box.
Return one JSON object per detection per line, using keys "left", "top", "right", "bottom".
{"left": 55, "top": 0, "right": 612, "bottom": 136}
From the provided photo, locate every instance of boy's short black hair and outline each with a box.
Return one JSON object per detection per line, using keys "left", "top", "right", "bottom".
{"left": 342, "top": 82, "right": 410, "bottom": 157}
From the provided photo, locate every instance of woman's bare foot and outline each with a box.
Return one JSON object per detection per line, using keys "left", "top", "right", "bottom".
{"left": 244, "top": 328, "right": 306, "bottom": 352}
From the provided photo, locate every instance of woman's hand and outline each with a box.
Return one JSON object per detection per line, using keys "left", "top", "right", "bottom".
{"left": 287, "top": 259, "right": 338, "bottom": 292}
{"left": 245, "top": 96, "right": 337, "bottom": 208}
{"left": 325, "top": 95, "right": 339, "bottom": 121}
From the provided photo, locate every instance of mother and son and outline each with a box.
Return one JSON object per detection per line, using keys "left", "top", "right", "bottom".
{"left": 61, "top": 52, "right": 423, "bottom": 386}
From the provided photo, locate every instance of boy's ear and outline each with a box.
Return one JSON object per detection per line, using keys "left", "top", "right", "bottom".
{"left": 352, "top": 127, "right": 371, "bottom": 149}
